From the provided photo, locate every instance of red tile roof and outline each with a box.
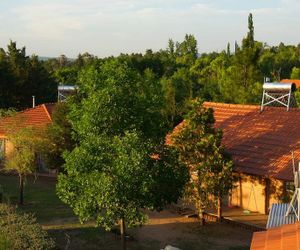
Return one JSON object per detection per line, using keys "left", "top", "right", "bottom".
{"left": 251, "top": 221, "right": 300, "bottom": 250}
{"left": 168, "top": 102, "right": 300, "bottom": 181}
{"left": 0, "top": 104, "right": 55, "bottom": 136}
{"left": 281, "top": 79, "right": 300, "bottom": 88}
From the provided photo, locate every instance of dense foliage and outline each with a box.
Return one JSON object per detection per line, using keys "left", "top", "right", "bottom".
{"left": 5, "top": 122, "right": 47, "bottom": 205}
{"left": 1, "top": 14, "right": 300, "bottom": 117}
{"left": 57, "top": 59, "right": 189, "bottom": 247}
{"left": 171, "top": 99, "right": 234, "bottom": 223}
{"left": 0, "top": 12, "right": 298, "bottom": 250}
{"left": 0, "top": 41, "right": 56, "bottom": 109}
{"left": 57, "top": 132, "right": 188, "bottom": 228}
{"left": 46, "top": 102, "right": 75, "bottom": 170}
{"left": 0, "top": 204, "right": 54, "bottom": 250}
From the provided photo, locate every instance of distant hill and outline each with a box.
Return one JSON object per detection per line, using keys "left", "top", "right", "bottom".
{"left": 38, "top": 56, "right": 75, "bottom": 61}
{"left": 38, "top": 56, "right": 54, "bottom": 61}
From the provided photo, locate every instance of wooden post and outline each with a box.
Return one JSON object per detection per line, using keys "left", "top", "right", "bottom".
{"left": 239, "top": 175, "right": 243, "bottom": 208}
{"left": 198, "top": 201, "right": 205, "bottom": 226}
{"left": 120, "top": 218, "right": 126, "bottom": 250}
{"left": 19, "top": 174, "right": 24, "bottom": 205}
{"left": 264, "top": 178, "right": 271, "bottom": 215}
{"left": 199, "top": 211, "right": 205, "bottom": 226}
{"left": 217, "top": 192, "right": 222, "bottom": 221}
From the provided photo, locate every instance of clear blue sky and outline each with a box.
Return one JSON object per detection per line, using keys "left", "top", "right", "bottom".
{"left": 0, "top": 0, "right": 298, "bottom": 58}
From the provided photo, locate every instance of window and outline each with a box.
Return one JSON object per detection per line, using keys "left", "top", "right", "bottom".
{"left": 0, "top": 139, "right": 6, "bottom": 160}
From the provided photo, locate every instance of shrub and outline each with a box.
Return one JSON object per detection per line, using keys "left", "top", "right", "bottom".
{"left": 0, "top": 234, "right": 12, "bottom": 250}
{"left": 0, "top": 204, "right": 55, "bottom": 250}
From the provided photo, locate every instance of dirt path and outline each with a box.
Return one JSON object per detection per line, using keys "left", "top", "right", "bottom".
{"left": 48, "top": 209, "right": 253, "bottom": 250}
{"left": 128, "top": 209, "right": 253, "bottom": 250}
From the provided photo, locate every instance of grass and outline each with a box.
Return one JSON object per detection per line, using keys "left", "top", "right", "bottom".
{"left": 0, "top": 174, "right": 252, "bottom": 250}
{"left": 0, "top": 174, "right": 74, "bottom": 223}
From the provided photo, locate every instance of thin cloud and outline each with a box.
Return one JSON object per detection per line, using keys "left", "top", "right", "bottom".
{"left": 0, "top": 0, "right": 299, "bottom": 57}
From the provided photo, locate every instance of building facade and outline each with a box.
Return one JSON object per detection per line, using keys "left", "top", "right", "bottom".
{"left": 170, "top": 102, "right": 300, "bottom": 215}
{"left": 0, "top": 104, "right": 54, "bottom": 165}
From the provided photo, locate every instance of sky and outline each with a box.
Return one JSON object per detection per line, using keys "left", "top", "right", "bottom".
{"left": 0, "top": 0, "right": 299, "bottom": 58}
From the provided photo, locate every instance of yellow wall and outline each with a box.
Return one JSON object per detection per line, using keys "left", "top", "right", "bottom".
{"left": 0, "top": 136, "right": 14, "bottom": 159}
{"left": 269, "top": 178, "right": 285, "bottom": 208}
{"left": 230, "top": 174, "right": 284, "bottom": 214}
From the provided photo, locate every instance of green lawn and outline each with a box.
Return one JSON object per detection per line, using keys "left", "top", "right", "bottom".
{"left": 0, "top": 174, "right": 252, "bottom": 250}
{"left": 0, "top": 174, "right": 74, "bottom": 223}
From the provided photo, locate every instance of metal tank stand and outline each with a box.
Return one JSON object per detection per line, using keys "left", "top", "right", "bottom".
{"left": 260, "top": 82, "right": 296, "bottom": 111}
{"left": 285, "top": 159, "right": 300, "bottom": 220}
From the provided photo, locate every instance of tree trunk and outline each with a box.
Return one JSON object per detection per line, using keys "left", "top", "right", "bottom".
{"left": 120, "top": 218, "right": 126, "bottom": 250}
{"left": 217, "top": 193, "right": 222, "bottom": 222}
{"left": 199, "top": 209, "right": 205, "bottom": 226}
{"left": 19, "top": 174, "right": 24, "bottom": 205}
{"left": 197, "top": 201, "right": 205, "bottom": 226}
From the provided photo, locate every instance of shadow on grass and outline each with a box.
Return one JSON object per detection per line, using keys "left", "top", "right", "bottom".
{"left": 0, "top": 174, "right": 75, "bottom": 223}
{"left": 48, "top": 226, "right": 160, "bottom": 250}
{"left": 0, "top": 175, "right": 251, "bottom": 250}
{"left": 47, "top": 220, "right": 252, "bottom": 250}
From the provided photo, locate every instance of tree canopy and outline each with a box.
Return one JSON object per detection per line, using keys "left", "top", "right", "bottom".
{"left": 1, "top": 13, "right": 300, "bottom": 118}
{"left": 0, "top": 204, "right": 55, "bottom": 250}
{"left": 171, "top": 99, "right": 234, "bottom": 223}
{"left": 4, "top": 120, "right": 47, "bottom": 205}
{"left": 57, "top": 59, "right": 189, "bottom": 248}
{"left": 0, "top": 41, "right": 57, "bottom": 109}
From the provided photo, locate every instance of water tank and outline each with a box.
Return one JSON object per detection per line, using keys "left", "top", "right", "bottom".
{"left": 263, "top": 82, "right": 296, "bottom": 92}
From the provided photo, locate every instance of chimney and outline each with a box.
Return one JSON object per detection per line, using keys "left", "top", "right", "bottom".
{"left": 32, "top": 96, "right": 35, "bottom": 108}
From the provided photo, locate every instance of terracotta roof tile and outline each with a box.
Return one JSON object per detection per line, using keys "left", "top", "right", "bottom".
{"left": 168, "top": 102, "right": 300, "bottom": 181}
{"left": 0, "top": 103, "right": 55, "bottom": 136}
{"left": 251, "top": 221, "right": 300, "bottom": 250}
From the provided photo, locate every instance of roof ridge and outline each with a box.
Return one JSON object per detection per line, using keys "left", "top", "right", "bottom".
{"left": 203, "top": 101, "right": 260, "bottom": 110}
{"left": 17, "top": 103, "right": 52, "bottom": 114}
{"left": 203, "top": 101, "right": 300, "bottom": 112}
{"left": 41, "top": 104, "right": 53, "bottom": 122}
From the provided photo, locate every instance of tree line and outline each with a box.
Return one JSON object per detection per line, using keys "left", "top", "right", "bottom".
{"left": 1, "top": 14, "right": 300, "bottom": 115}
{"left": 1, "top": 13, "right": 300, "bottom": 249}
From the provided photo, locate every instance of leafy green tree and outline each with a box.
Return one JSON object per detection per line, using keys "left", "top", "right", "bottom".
{"left": 74, "top": 52, "right": 96, "bottom": 69}
{"left": 258, "top": 47, "right": 276, "bottom": 79}
{"left": 161, "top": 77, "right": 176, "bottom": 125}
{"left": 46, "top": 102, "right": 75, "bottom": 170}
{"left": 57, "top": 59, "right": 189, "bottom": 249}
{"left": 175, "top": 34, "right": 198, "bottom": 67}
{"left": 171, "top": 99, "right": 234, "bottom": 224}
{"left": 27, "top": 55, "right": 57, "bottom": 105}
{"left": 231, "top": 13, "right": 263, "bottom": 103}
{"left": 273, "top": 43, "right": 299, "bottom": 80}
{"left": 57, "top": 132, "right": 187, "bottom": 249}
{"left": 190, "top": 52, "right": 221, "bottom": 101}
{"left": 258, "top": 44, "right": 300, "bottom": 81}
{"left": 53, "top": 67, "right": 78, "bottom": 85}
{"left": 0, "top": 41, "right": 56, "bottom": 109}
{"left": 5, "top": 123, "right": 47, "bottom": 205}
{"left": 0, "top": 204, "right": 54, "bottom": 249}
{"left": 291, "top": 67, "right": 300, "bottom": 79}
{"left": 208, "top": 13, "right": 262, "bottom": 104}
{"left": 58, "top": 54, "right": 69, "bottom": 68}
{"left": 70, "top": 60, "right": 169, "bottom": 141}
{"left": 162, "top": 68, "right": 193, "bottom": 125}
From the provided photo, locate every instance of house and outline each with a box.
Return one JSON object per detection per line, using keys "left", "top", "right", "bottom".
{"left": 169, "top": 102, "right": 300, "bottom": 215}
{"left": 250, "top": 220, "right": 300, "bottom": 250}
{"left": 0, "top": 104, "right": 54, "bottom": 161}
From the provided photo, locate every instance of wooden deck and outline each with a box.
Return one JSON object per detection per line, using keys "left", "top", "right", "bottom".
{"left": 172, "top": 203, "right": 268, "bottom": 230}
{"left": 212, "top": 206, "right": 268, "bottom": 230}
